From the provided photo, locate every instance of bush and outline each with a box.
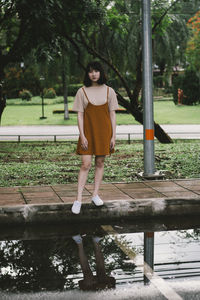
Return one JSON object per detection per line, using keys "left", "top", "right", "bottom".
{"left": 68, "top": 84, "right": 82, "bottom": 96}
{"left": 172, "top": 69, "right": 200, "bottom": 105}
{"left": 53, "top": 84, "right": 63, "bottom": 96}
{"left": 53, "top": 83, "right": 83, "bottom": 96}
{"left": 153, "top": 75, "right": 164, "bottom": 88}
{"left": 19, "top": 89, "right": 32, "bottom": 101}
{"left": 43, "top": 88, "right": 56, "bottom": 99}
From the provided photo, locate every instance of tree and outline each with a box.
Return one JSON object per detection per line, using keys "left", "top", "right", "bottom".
{"left": 186, "top": 10, "right": 200, "bottom": 72}
{"left": 0, "top": 0, "right": 198, "bottom": 142}
{"left": 0, "top": 0, "right": 60, "bottom": 121}
{"left": 58, "top": 0, "right": 179, "bottom": 143}
{"left": 0, "top": 0, "right": 103, "bottom": 122}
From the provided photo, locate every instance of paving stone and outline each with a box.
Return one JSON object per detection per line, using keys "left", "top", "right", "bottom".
{"left": 163, "top": 191, "right": 199, "bottom": 198}
{"left": 100, "top": 194, "right": 131, "bottom": 200}
{"left": 52, "top": 184, "right": 77, "bottom": 191}
{"left": 0, "top": 193, "right": 25, "bottom": 206}
{"left": 60, "top": 196, "right": 96, "bottom": 203}
{"left": 132, "top": 192, "right": 163, "bottom": 199}
{"left": 20, "top": 186, "right": 53, "bottom": 193}
{"left": 55, "top": 190, "right": 90, "bottom": 197}
{"left": 123, "top": 189, "right": 163, "bottom": 198}
{"left": 22, "top": 191, "right": 59, "bottom": 198}
{"left": 0, "top": 193, "right": 23, "bottom": 201}
{"left": 175, "top": 179, "right": 200, "bottom": 186}
{"left": 0, "top": 187, "right": 20, "bottom": 193}
{"left": 23, "top": 192, "right": 62, "bottom": 204}
{"left": 145, "top": 181, "right": 178, "bottom": 187}
{"left": 181, "top": 185, "right": 200, "bottom": 191}
{"left": 115, "top": 182, "right": 147, "bottom": 189}
{"left": 0, "top": 200, "right": 25, "bottom": 206}
{"left": 26, "top": 197, "right": 63, "bottom": 204}
{"left": 193, "top": 190, "right": 200, "bottom": 195}
{"left": 152, "top": 186, "right": 187, "bottom": 192}
{"left": 60, "top": 196, "right": 76, "bottom": 203}
{"left": 121, "top": 188, "right": 155, "bottom": 194}
{"left": 85, "top": 183, "right": 117, "bottom": 191}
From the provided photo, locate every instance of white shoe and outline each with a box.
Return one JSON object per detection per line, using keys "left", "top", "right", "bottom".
{"left": 71, "top": 201, "right": 81, "bottom": 214}
{"left": 72, "top": 234, "right": 82, "bottom": 244}
{"left": 92, "top": 236, "right": 102, "bottom": 243}
{"left": 92, "top": 195, "right": 104, "bottom": 206}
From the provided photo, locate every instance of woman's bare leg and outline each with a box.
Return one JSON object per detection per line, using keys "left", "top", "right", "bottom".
{"left": 77, "top": 155, "right": 92, "bottom": 202}
{"left": 93, "top": 156, "right": 105, "bottom": 197}
{"left": 93, "top": 239, "right": 107, "bottom": 279}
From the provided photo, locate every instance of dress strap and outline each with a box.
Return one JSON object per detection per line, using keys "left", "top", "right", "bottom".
{"left": 82, "top": 87, "right": 90, "bottom": 103}
{"left": 106, "top": 86, "right": 109, "bottom": 103}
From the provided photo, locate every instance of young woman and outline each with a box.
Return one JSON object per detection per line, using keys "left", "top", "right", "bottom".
{"left": 71, "top": 61, "right": 118, "bottom": 214}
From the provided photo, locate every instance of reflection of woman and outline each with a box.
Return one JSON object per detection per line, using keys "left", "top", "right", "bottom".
{"left": 71, "top": 61, "right": 119, "bottom": 214}
{"left": 72, "top": 235, "right": 116, "bottom": 291}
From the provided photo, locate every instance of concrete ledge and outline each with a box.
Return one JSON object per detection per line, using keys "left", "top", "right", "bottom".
{"left": 1, "top": 197, "right": 200, "bottom": 225}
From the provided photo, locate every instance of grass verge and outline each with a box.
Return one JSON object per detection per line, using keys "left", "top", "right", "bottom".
{"left": 1, "top": 99, "right": 200, "bottom": 126}
{"left": 0, "top": 140, "right": 199, "bottom": 187}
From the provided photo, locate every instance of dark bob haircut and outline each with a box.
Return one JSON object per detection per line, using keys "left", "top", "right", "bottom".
{"left": 83, "top": 61, "right": 107, "bottom": 87}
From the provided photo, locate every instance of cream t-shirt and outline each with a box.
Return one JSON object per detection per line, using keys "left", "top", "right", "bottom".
{"left": 72, "top": 84, "right": 119, "bottom": 112}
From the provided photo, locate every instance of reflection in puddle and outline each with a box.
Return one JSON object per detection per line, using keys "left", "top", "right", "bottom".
{"left": 0, "top": 223, "right": 200, "bottom": 299}
{"left": 72, "top": 234, "right": 115, "bottom": 291}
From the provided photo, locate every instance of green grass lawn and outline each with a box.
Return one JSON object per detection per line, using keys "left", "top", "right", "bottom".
{"left": 1, "top": 97, "right": 200, "bottom": 126}
{"left": 0, "top": 140, "right": 199, "bottom": 187}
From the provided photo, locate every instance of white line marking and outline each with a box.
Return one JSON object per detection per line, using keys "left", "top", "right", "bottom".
{"left": 101, "top": 225, "right": 183, "bottom": 300}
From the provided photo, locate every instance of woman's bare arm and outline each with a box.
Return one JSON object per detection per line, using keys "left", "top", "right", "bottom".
{"left": 77, "top": 112, "right": 88, "bottom": 150}
{"left": 109, "top": 110, "right": 116, "bottom": 150}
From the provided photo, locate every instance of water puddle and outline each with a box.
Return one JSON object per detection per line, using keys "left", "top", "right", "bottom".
{"left": 0, "top": 217, "right": 200, "bottom": 299}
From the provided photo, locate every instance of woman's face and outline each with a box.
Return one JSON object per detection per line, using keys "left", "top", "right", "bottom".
{"left": 88, "top": 68, "right": 100, "bottom": 83}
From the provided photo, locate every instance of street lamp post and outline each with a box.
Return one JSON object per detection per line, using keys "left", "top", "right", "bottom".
{"left": 142, "top": 0, "right": 155, "bottom": 177}
{"left": 141, "top": 0, "right": 164, "bottom": 180}
{"left": 39, "top": 76, "right": 47, "bottom": 120}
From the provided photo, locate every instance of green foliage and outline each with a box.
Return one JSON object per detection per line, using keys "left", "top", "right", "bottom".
{"left": 153, "top": 75, "right": 164, "bottom": 88}
{"left": 19, "top": 89, "right": 32, "bottom": 101}
{"left": 4, "top": 64, "right": 41, "bottom": 98}
{"left": 172, "top": 69, "right": 200, "bottom": 105}
{"left": 43, "top": 88, "right": 56, "bottom": 99}
{"left": 0, "top": 140, "right": 200, "bottom": 187}
{"left": 186, "top": 10, "right": 200, "bottom": 72}
{"left": 52, "top": 83, "right": 83, "bottom": 97}
{"left": 68, "top": 84, "right": 83, "bottom": 96}
{"left": 2, "top": 100, "right": 200, "bottom": 126}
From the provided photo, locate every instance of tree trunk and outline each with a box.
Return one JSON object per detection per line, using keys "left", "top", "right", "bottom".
{"left": 0, "top": 83, "right": 6, "bottom": 125}
{"left": 62, "top": 52, "right": 69, "bottom": 120}
{"left": 66, "top": 32, "right": 173, "bottom": 143}
{"left": 117, "top": 92, "right": 173, "bottom": 143}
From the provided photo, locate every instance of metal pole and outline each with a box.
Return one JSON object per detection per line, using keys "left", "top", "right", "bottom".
{"left": 40, "top": 76, "right": 47, "bottom": 120}
{"left": 142, "top": 0, "right": 155, "bottom": 177}
{"left": 144, "top": 232, "right": 154, "bottom": 284}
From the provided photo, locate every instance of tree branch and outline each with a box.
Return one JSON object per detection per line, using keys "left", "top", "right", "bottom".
{"left": 152, "top": 0, "right": 181, "bottom": 33}
{"left": 0, "top": 0, "right": 15, "bottom": 28}
{"left": 64, "top": 33, "right": 86, "bottom": 71}
{"left": 78, "top": 28, "right": 133, "bottom": 100}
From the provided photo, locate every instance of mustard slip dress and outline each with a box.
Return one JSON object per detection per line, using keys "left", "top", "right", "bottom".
{"left": 76, "top": 86, "right": 114, "bottom": 155}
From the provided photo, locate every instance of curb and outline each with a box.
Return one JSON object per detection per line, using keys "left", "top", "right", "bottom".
{"left": 1, "top": 197, "right": 200, "bottom": 225}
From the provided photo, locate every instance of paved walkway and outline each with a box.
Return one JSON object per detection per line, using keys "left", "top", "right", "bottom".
{"left": 1, "top": 124, "right": 200, "bottom": 140}
{"left": 1, "top": 179, "right": 200, "bottom": 225}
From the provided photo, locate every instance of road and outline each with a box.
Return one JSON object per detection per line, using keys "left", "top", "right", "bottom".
{"left": 0, "top": 124, "right": 200, "bottom": 141}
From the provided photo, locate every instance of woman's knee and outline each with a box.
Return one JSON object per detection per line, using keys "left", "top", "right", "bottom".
{"left": 81, "top": 161, "right": 92, "bottom": 171}
{"left": 95, "top": 156, "right": 105, "bottom": 168}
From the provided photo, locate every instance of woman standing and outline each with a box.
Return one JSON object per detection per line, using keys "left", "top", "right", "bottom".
{"left": 71, "top": 61, "right": 118, "bottom": 214}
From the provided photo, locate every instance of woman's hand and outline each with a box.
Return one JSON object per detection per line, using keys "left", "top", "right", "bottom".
{"left": 110, "top": 136, "right": 115, "bottom": 150}
{"left": 80, "top": 135, "right": 88, "bottom": 150}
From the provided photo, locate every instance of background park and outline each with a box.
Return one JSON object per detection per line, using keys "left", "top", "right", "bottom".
{"left": 0, "top": 0, "right": 200, "bottom": 186}
{"left": 1, "top": 1, "right": 200, "bottom": 298}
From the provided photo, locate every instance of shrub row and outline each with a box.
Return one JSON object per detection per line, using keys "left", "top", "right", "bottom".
{"left": 18, "top": 84, "right": 83, "bottom": 101}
